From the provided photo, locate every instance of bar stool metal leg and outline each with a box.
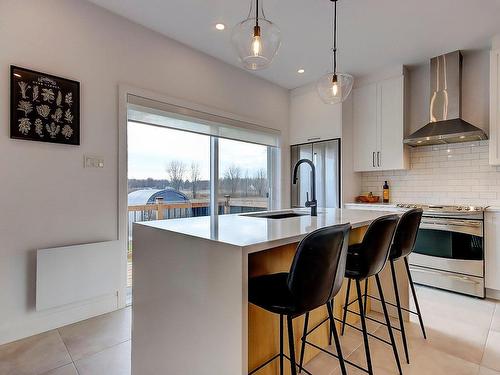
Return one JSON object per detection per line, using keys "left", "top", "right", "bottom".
{"left": 405, "top": 257, "right": 427, "bottom": 339}
{"left": 375, "top": 274, "right": 403, "bottom": 375}
{"left": 363, "top": 278, "right": 369, "bottom": 315}
{"left": 287, "top": 316, "right": 298, "bottom": 375}
{"left": 280, "top": 314, "right": 284, "bottom": 375}
{"left": 298, "top": 312, "right": 309, "bottom": 372}
{"left": 341, "top": 278, "right": 351, "bottom": 335}
{"left": 328, "top": 302, "right": 333, "bottom": 346}
{"left": 390, "top": 259, "right": 410, "bottom": 364}
{"left": 356, "top": 279, "right": 373, "bottom": 375}
{"left": 327, "top": 301, "right": 348, "bottom": 375}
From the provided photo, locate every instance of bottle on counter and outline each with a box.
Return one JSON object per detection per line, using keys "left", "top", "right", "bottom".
{"left": 383, "top": 181, "right": 390, "bottom": 203}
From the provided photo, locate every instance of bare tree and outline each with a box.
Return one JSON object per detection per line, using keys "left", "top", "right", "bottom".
{"left": 254, "top": 168, "right": 267, "bottom": 197}
{"left": 166, "top": 160, "right": 186, "bottom": 192}
{"left": 242, "top": 170, "right": 250, "bottom": 197}
{"left": 224, "top": 165, "right": 241, "bottom": 195}
{"left": 190, "top": 162, "right": 201, "bottom": 199}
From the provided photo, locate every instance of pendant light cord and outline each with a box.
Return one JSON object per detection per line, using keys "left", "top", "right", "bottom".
{"left": 256, "top": 0, "right": 259, "bottom": 26}
{"left": 332, "top": 0, "right": 337, "bottom": 75}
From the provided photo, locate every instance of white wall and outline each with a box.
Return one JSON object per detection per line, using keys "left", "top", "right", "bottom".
{"left": 0, "top": 0, "right": 289, "bottom": 344}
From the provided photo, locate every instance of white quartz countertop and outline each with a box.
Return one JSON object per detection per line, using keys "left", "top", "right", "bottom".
{"left": 135, "top": 208, "right": 398, "bottom": 252}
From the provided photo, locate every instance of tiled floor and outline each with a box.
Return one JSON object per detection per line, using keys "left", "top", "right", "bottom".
{"left": 0, "top": 286, "right": 499, "bottom": 375}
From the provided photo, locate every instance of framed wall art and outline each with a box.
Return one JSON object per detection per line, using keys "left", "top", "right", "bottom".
{"left": 10, "top": 66, "right": 80, "bottom": 145}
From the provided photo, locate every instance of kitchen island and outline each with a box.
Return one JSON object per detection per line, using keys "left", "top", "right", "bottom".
{"left": 131, "top": 208, "right": 408, "bottom": 375}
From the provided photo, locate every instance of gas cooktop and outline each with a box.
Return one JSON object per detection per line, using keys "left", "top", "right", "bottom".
{"left": 396, "top": 204, "right": 486, "bottom": 212}
{"left": 395, "top": 204, "right": 487, "bottom": 218}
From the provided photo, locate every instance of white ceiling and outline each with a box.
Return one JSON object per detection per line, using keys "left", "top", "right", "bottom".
{"left": 87, "top": 0, "right": 500, "bottom": 89}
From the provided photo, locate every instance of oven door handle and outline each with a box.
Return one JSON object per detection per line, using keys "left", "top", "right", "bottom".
{"left": 421, "top": 219, "right": 482, "bottom": 227}
{"left": 420, "top": 222, "right": 483, "bottom": 236}
{"left": 411, "top": 267, "right": 481, "bottom": 285}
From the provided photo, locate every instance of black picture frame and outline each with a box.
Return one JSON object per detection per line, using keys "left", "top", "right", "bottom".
{"left": 10, "top": 66, "right": 80, "bottom": 145}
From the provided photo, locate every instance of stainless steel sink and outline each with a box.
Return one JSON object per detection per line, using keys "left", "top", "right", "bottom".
{"left": 242, "top": 211, "right": 309, "bottom": 219}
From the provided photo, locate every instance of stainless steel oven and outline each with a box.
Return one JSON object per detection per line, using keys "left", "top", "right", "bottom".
{"left": 399, "top": 204, "right": 485, "bottom": 298}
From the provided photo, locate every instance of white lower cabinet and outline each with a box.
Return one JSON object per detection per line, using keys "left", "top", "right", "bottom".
{"left": 485, "top": 211, "right": 500, "bottom": 291}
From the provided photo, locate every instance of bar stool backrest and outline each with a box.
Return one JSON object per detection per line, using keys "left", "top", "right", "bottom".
{"left": 390, "top": 208, "right": 423, "bottom": 260}
{"left": 358, "top": 215, "right": 399, "bottom": 278}
{"left": 287, "top": 223, "right": 351, "bottom": 313}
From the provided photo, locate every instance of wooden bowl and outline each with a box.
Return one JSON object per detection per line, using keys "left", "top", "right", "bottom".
{"left": 356, "top": 195, "right": 380, "bottom": 203}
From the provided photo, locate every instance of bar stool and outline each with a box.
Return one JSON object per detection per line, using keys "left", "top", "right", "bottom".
{"left": 303, "top": 215, "right": 402, "bottom": 375}
{"left": 248, "top": 223, "right": 351, "bottom": 375}
{"left": 345, "top": 208, "right": 426, "bottom": 364}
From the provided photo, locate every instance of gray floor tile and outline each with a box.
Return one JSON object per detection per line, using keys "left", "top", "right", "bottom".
{"left": 59, "top": 307, "right": 131, "bottom": 361}
{"left": 0, "top": 330, "right": 71, "bottom": 375}
{"left": 74, "top": 341, "right": 131, "bottom": 375}
{"left": 482, "top": 330, "right": 500, "bottom": 372}
{"left": 40, "top": 363, "right": 79, "bottom": 375}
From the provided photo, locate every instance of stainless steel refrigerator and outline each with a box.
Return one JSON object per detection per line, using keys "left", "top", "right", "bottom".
{"left": 291, "top": 139, "right": 341, "bottom": 209}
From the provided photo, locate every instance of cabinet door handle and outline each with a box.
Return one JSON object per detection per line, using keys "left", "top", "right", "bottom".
{"left": 377, "top": 151, "right": 380, "bottom": 167}
{"left": 372, "top": 152, "right": 376, "bottom": 167}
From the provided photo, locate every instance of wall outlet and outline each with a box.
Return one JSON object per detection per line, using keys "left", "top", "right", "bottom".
{"left": 84, "top": 155, "right": 104, "bottom": 169}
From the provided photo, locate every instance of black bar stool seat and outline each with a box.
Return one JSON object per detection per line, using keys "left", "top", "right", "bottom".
{"left": 249, "top": 272, "right": 302, "bottom": 317}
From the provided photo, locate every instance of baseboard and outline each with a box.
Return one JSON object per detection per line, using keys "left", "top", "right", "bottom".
{"left": 486, "top": 288, "right": 500, "bottom": 301}
{"left": 0, "top": 293, "right": 118, "bottom": 346}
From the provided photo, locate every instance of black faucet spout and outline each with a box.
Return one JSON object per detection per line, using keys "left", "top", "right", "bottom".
{"left": 292, "top": 159, "right": 317, "bottom": 216}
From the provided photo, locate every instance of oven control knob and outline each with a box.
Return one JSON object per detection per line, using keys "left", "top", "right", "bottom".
{"left": 464, "top": 207, "right": 471, "bottom": 211}
{"left": 457, "top": 207, "right": 462, "bottom": 211}
{"left": 475, "top": 207, "right": 481, "bottom": 211}
{"left": 412, "top": 205, "right": 418, "bottom": 208}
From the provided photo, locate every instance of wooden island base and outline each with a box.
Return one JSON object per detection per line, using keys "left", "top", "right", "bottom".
{"left": 248, "top": 226, "right": 408, "bottom": 374}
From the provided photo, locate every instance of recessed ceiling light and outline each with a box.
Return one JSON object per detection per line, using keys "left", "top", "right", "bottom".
{"left": 215, "top": 23, "right": 225, "bottom": 31}
{"left": 297, "top": 68, "right": 305, "bottom": 74}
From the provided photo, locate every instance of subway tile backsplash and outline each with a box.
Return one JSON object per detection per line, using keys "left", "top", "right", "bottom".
{"left": 360, "top": 140, "right": 500, "bottom": 206}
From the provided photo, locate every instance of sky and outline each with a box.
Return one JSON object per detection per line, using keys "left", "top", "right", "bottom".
{"left": 127, "top": 121, "right": 268, "bottom": 180}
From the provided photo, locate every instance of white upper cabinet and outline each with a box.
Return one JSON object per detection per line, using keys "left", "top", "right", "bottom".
{"left": 289, "top": 85, "right": 342, "bottom": 145}
{"left": 353, "top": 74, "right": 409, "bottom": 172}
{"left": 490, "top": 49, "right": 500, "bottom": 165}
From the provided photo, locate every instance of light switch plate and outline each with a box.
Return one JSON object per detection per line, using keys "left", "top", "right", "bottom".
{"left": 84, "top": 155, "right": 104, "bottom": 168}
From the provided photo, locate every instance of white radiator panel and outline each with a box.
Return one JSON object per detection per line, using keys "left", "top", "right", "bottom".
{"left": 36, "top": 241, "right": 121, "bottom": 311}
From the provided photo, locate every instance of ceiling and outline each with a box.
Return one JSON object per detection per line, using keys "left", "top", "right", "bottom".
{"left": 87, "top": 0, "right": 500, "bottom": 89}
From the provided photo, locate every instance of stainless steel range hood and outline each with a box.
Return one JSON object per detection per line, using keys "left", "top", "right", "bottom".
{"left": 404, "top": 51, "right": 487, "bottom": 147}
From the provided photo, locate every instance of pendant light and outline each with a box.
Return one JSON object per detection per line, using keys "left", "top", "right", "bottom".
{"left": 231, "top": 0, "right": 281, "bottom": 70}
{"left": 317, "top": 0, "right": 353, "bottom": 104}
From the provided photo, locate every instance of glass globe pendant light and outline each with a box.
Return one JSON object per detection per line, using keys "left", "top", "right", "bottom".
{"left": 231, "top": 0, "right": 281, "bottom": 70}
{"left": 317, "top": 0, "right": 353, "bottom": 104}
